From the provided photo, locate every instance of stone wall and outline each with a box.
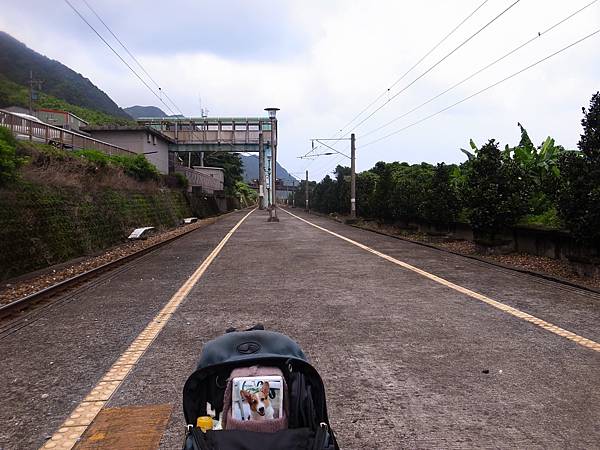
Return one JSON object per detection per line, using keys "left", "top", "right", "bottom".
{"left": 0, "top": 183, "right": 192, "bottom": 280}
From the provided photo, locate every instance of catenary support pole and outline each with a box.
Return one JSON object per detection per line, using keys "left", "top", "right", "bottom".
{"left": 305, "top": 170, "right": 309, "bottom": 212}
{"left": 258, "top": 132, "right": 265, "bottom": 209}
{"left": 269, "top": 117, "right": 279, "bottom": 221}
{"left": 350, "top": 133, "right": 356, "bottom": 219}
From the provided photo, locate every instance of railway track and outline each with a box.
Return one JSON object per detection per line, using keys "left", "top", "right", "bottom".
{"left": 0, "top": 219, "right": 211, "bottom": 324}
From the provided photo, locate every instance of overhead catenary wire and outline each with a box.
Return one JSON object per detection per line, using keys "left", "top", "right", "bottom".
{"left": 339, "top": 0, "right": 522, "bottom": 138}
{"left": 63, "top": 0, "right": 177, "bottom": 116}
{"left": 304, "top": 0, "right": 491, "bottom": 160}
{"left": 361, "top": 0, "right": 600, "bottom": 139}
{"left": 328, "top": 0, "right": 491, "bottom": 143}
{"left": 358, "top": 27, "right": 600, "bottom": 150}
{"left": 80, "top": 0, "right": 183, "bottom": 116}
{"left": 304, "top": 0, "right": 521, "bottom": 177}
{"left": 67, "top": 0, "right": 214, "bottom": 154}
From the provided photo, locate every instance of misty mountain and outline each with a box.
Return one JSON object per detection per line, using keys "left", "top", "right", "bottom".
{"left": 0, "top": 32, "right": 130, "bottom": 119}
{"left": 124, "top": 105, "right": 168, "bottom": 118}
{"left": 239, "top": 154, "right": 298, "bottom": 186}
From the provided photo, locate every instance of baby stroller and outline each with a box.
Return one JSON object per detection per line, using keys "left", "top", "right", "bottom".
{"left": 182, "top": 325, "right": 339, "bottom": 449}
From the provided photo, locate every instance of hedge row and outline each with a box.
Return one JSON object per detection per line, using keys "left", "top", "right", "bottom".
{"left": 298, "top": 92, "right": 600, "bottom": 248}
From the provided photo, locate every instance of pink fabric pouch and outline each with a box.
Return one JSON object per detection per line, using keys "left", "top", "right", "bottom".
{"left": 221, "top": 366, "right": 288, "bottom": 433}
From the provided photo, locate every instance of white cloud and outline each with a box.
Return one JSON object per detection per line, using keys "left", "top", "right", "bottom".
{"left": 1, "top": 0, "right": 599, "bottom": 180}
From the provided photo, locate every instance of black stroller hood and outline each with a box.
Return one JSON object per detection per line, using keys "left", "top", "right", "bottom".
{"left": 182, "top": 330, "right": 331, "bottom": 427}
{"left": 195, "top": 330, "right": 309, "bottom": 369}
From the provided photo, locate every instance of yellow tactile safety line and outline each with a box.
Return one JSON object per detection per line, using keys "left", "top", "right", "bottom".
{"left": 282, "top": 209, "right": 600, "bottom": 353}
{"left": 41, "top": 208, "right": 256, "bottom": 449}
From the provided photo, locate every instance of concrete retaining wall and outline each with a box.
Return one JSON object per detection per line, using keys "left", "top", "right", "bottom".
{"left": 406, "top": 220, "right": 596, "bottom": 264}
{"left": 0, "top": 183, "right": 192, "bottom": 281}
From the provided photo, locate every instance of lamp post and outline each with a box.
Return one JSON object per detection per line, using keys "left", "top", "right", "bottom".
{"left": 265, "top": 107, "right": 280, "bottom": 222}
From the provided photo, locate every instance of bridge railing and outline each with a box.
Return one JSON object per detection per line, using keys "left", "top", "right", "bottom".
{"left": 0, "top": 109, "right": 134, "bottom": 156}
{"left": 137, "top": 117, "right": 273, "bottom": 145}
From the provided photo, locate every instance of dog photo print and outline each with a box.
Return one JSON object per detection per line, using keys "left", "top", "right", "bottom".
{"left": 232, "top": 376, "right": 283, "bottom": 421}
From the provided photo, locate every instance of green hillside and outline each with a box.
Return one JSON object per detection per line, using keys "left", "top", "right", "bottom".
{"left": 0, "top": 31, "right": 131, "bottom": 119}
{"left": 0, "top": 74, "right": 133, "bottom": 125}
{"left": 124, "top": 105, "right": 168, "bottom": 118}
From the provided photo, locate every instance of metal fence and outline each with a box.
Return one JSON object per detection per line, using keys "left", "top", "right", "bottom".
{"left": 0, "top": 109, "right": 134, "bottom": 156}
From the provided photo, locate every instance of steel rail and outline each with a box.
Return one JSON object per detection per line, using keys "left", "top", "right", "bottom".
{"left": 0, "top": 220, "right": 213, "bottom": 320}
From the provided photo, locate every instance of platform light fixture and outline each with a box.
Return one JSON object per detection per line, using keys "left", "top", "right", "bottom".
{"left": 265, "top": 107, "right": 280, "bottom": 222}
{"left": 264, "top": 107, "right": 280, "bottom": 119}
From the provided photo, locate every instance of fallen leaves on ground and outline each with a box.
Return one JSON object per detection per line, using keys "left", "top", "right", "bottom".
{"left": 358, "top": 221, "right": 600, "bottom": 290}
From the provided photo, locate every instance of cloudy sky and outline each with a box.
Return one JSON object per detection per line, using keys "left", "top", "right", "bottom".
{"left": 1, "top": 0, "right": 599, "bottom": 180}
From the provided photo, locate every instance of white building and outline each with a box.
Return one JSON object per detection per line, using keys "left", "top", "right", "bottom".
{"left": 82, "top": 126, "right": 173, "bottom": 174}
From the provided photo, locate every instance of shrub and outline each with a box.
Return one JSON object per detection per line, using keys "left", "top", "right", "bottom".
{"left": 235, "top": 181, "right": 257, "bottom": 206}
{"left": 174, "top": 172, "right": 189, "bottom": 189}
{"left": 389, "top": 163, "right": 433, "bottom": 221}
{"left": 557, "top": 92, "right": 600, "bottom": 246}
{"left": 419, "top": 163, "right": 461, "bottom": 227}
{"left": 520, "top": 207, "right": 563, "bottom": 229}
{"left": 463, "top": 139, "right": 531, "bottom": 242}
{"left": 74, "top": 150, "right": 159, "bottom": 182}
{"left": 356, "top": 171, "right": 379, "bottom": 218}
{"left": 73, "top": 149, "right": 110, "bottom": 167}
{"left": 0, "top": 126, "right": 22, "bottom": 184}
{"left": 112, "top": 154, "right": 160, "bottom": 182}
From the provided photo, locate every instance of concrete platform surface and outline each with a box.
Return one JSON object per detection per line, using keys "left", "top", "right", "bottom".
{"left": 1, "top": 208, "right": 599, "bottom": 449}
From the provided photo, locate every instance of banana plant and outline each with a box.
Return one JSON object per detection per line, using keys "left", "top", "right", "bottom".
{"left": 460, "top": 139, "right": 478, "bottom": 160}
{"left": 503, "top": 123, "right": 563, "bottom": 183}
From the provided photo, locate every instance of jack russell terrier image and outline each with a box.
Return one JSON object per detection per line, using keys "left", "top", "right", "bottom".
{"left": 240, "top": 381, "right": 274, "bottom": 420}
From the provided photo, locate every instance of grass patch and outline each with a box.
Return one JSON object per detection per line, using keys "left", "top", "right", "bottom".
{"left": 73, "top": 149, "right": 159, "bottom": 181}
{"left": 519, "top": 207, "right": 564, "bottom": 229}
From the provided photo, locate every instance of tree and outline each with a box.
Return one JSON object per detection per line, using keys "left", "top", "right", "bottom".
{"left": 356, "top": 171, "right": 379, "bottom": 218}
{"left": 389, "top": 163, "right": 433, "bottom": 221}
{"left": 197, "top": 152, "right": 244, "bottom": 195}
{"left": 419, "top": 163, "right": 461, "bottom": 227}
{"left": 463, "top": 139, "right": 531, "bottom": 242}
{"left": 311, "top": 175, "right": 337, "bottom": 213}
{"left": 371, "top": 161, "right": 401, "bottom": 221}
{"left": 579, "top": 91, "right": 600, "bottom": 160}
{"left": 291, "top": 180, "right": 316, "bottom": 208}
{"left": 504, "top": 123, "right": 563, "bottom": 214}
{"left": 334, "top": 165, "right": 351, "bottom": 214}
{"left": 557, "top": 92, "right": 600, "bottom": 246}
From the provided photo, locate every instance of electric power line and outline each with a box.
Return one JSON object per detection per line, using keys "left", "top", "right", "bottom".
{"left": 329, "top": 0, "right": 491, "bottom": 143}
{"left": 81, "top": 0, "right": 183, "bottom": 116}
{"left": 361, "top": 0, "right": 599, "bottom": 139}
{"left": 340, "top": 0, "right": 522, "bottom": 138}
{"left": 304, "top": 0, "right": 491, "bottom": 160}
{"left": 304, "top": 0, "right": 520, "bottom": 177}
{"left": 358, "top": 27, "right": 600, "bottom": 150}
{"left": 63, "top": 0, "right": 177, "bottom": 116}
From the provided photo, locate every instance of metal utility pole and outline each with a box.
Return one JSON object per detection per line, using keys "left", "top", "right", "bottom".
{"left": 350, "top": 133, "right": 356, "bottom": 219}
{"left": 305, "top": 170, "right": 309, "bottom": 212}
{"left": 303, "top": 137, "right": 354, "bottom": 217}
{"left": 28, "top": 70, "right": 43, "bottom": 116}
{"left": 258, "top": 132, "right": 265, "bottom": 209}
{"left": 265, "top": 108, "right": 280, "bottom": 222}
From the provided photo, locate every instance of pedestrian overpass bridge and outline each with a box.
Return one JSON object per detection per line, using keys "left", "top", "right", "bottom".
{"left": 136, "top": 116, "right": 275, "bottom": 153}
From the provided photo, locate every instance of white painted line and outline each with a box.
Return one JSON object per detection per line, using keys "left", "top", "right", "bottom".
{"left": 42, "top": 208, "right": 256, "bottom": 449}
{"left": 282, "top": 209, "right": 600, "bottom": 353}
